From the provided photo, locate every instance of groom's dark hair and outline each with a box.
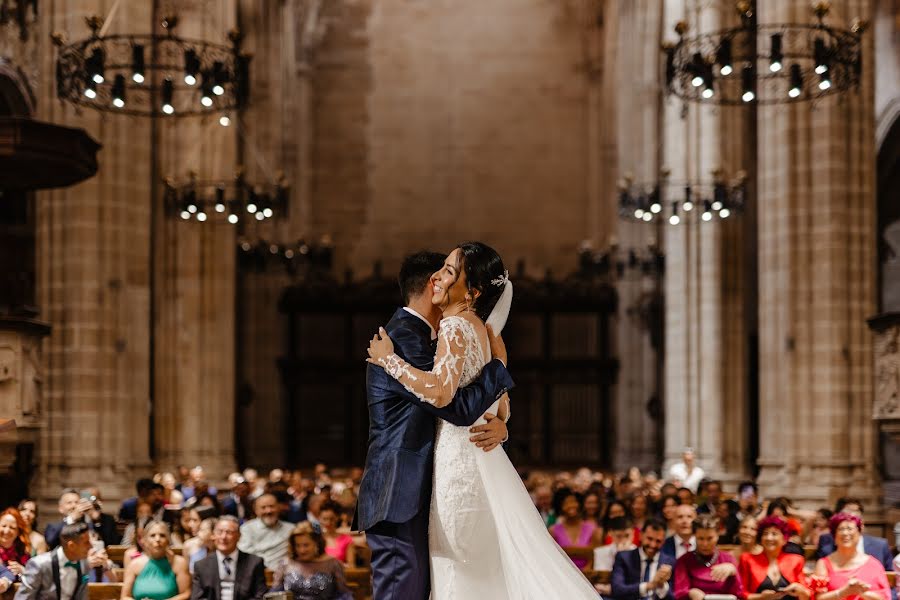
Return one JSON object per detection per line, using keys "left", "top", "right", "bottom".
{"left": 399, "top": 251, "right": 445, "bottom": 305}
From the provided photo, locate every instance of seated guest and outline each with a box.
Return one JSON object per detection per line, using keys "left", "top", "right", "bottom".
{"left": 605, "top": 500, "right": 641, "bottom": 546}
{"left": 813, "top": 513, "right": 891, "bottom": 600}
{"left": 583, "top": 491, "right": 603, "bottom": 529}
{"left": 677, "top": 488, "right": 696, "bottom": 507}
{"left": 805, "top": 508, "right": 833, "bottom": 547}
{"left": 815, "top": 498, "right": 893, "bottom": 572}
{"left": 237, "top": 494, "right": 293, "bottom": 569}
{"left": 629, "top": 494, "right": 650, "bottom": 532}
{"left": 611, "top": 518, "right": 675, "bottom": 600}
{"left": 184, "top": 518, "right": 217, "bottom": 574}
{"left": 596, "top": 517, "right": 637, "bottom": 571}
{"left": 121, "top": 500, "right": 154, "bottom": 549}
{"left": 222, "top": 478, "right": 252, "bottom": 524}
{"left": 738, "top": 516, "right": 810, "bottom": 600}
{"left": 673, "top": 514, "right": 744, "bottom": 600}
{"left": 661, "top": 504, "right": 697, "bottom": 561}
{"left": 16, "top": 500, "right": 48, "bottom": 556}
{"left": 120, "top": 479, "right": 163, "bottom": 522}
{"left": 46, "top": 490, "right": 119, "bottom": 550}
{"left": 550, "top": 491, "right": 604, "bottom": 570}
{"left": 270, "top": 522, "right": 352, "bottom": 600}
{"left": 14, "top": 522, "right": 115, "bottom": 600}
{"left": 765, "top": 499, "right": 805, "bottom": 555}
{"left": 171, "top": 508, "right": 201, "bottom": 548}
{"left": 0, "top": 508, "right": 31, "bottom": 580}
{"left": 735, "top": 481, "right": 763, "bottom": 521}
{"left": 158, "top": 473, "right": 185, "bottom": 507}
{"left": 317, "top": 502, "right": 355, "bottom": 567}
{"left": 715, "top": 499, "right": 740, "bottom": 545}
{"left": 532, "top": 485, "right": 556, "bottom": 527}
{"left": 733, "top": 515, "right": 762, "bottom": 561}
{"left": 697, "top": 481, "right": 723, "bottom": 516}
{"left": 190, "top": 516, "right": 266, "bottom": 600}
{"left": 659, "top": 495, "right": 681, "bottom": 537}
{"left": 121, "top": 521, "right": 190, "bottom": 600}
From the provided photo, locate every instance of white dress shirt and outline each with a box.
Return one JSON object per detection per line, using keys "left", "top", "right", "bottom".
{"left": 638, "top": 548, "right": 670, "bottom": 599}
{"left": 594, "top": 542, "right": 636, "bottom": 571}
{"left": 668, "top": 462, "right": 705, "bottom": 493}
{"left": 216, "top": 549, "right": 239, "bottom": 600}
{"left": 403, "top": 307, "right": 437, "bottom": 340}
{"left": 56, "top": 547, "right": 81, "bottom": 600}
{"left": 673, "top": 535, "right": 696, "bottom": 560}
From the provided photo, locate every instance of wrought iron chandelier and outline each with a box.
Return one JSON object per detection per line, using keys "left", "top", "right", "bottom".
{"left": 54, "top": 15, "right": 248, "bottom": 118}
{"left": 164, "top": 170, "right": 288, "bottom": 224}
{"left": 618, "top": 170, "right": 747, "bottom": 225}
{"left": 663, "top": 1, "right": 864, "bottom": 105}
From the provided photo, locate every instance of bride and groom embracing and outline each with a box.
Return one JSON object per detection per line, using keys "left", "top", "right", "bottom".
{"left": 352, "top": 243, "right": 598, "bottom": 599}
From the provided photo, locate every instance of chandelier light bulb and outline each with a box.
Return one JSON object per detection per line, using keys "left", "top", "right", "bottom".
{"left": 219, "top": 114, "right": 231, "bottom": 127}
{"left": 113, "top": 98, "right": 125, "bottom": 108}
{"left": 215, "top": 202, "right": 225, "bottom": 213}
{"left": 634, "top": 208, "right": 644, "bottom": 219}
{"left": 180, "top": 211, "right": 190, "bottom": 220}
{"left": 742, "top": 90, "right": 755, "bottom": 102}
{"left": 213, "top": 84, "right": 225, "bottom": 96}
{"left": 815, "top": 63, "right": 828, "bottom": 75}
{"left": 711, "top": 200, "right": 723, "bottom": 211}
{"left": 683, "top": 201, "right": 693, "bottom": 212}
{"left": 650, "top": 202, "right": 662, "bottom": 214}
{"left": 184, "top": 74, "right": 197, "bottom": 86}
{"left": 227, "top": 214, "right": 239, "bottom": 224}
{"left": 702, "top": 211, "right": 713, "bottom": 222}
{"left": 669, "top": 214, "right": 680, "bottom": 225}
{"left": 769, "top": 33, "right": 783, "bottom": 73}
{"left": 133, "top": 73, "right": 144, "bottom": 84}
{"left": 819, "top": 77, "right": 831, "bottom": 90}
{"left": 702, "top": 87, "right": 714, "bottom": 99}
{"left": 196, "top": 211, "right": 207, "bottom": 222}
{"left": 720, "top": 64, "right": 733, "bottom": 76}
{"left": 132, "top": 45, "right": 145, "bottom": 84}
{"left": 255, "top": 211, "right": 265, "bottom": 221}
{"left": 788, "top": 63, "right": 803, "bottom": 98}
{"left": 92, "top": 73, "right": 104, "bottom": 84}
{"left": 162, "top": 103, "right": 175, "bottom": 115}
{"left": 246, "top": 203, "right": 257, "bottom": 213}
{"left": 187, "top": 203, "right": 198, "bottom": 214}
{"left": 642, "top": 212, "right": 653, "bottom": 222}
{"left": 789, "top": 87, "right": 801, "bottom": 98}
{"left": 201, "top": 95, "right": 214, "bottom": 107}
{"left": 84, "top": 87, "right": 97, "bottom": 99}
{"left": 263, "top": 208, "right": 274, "bottom": 218}
{"left": 720, "top": 208, "right": 731, "bottom": 218}
{"left": 770, "top": 61, "right": 782, "bottom": 73}
{"left": 692, "top": 75, "right": 704, "bottom": 87}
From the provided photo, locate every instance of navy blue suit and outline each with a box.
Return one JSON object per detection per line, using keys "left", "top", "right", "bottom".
{"left": 355, "top": 308, "right": 513, "bottom": 600}
{"left": 117, "top": 496, "right": 138, "bottom": 522}
{"left": 611, "top": 548, "right": 676, "bottom": 600}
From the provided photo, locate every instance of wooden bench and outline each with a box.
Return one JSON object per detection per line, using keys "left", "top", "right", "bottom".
{"left": 563, "top": 545, "right": 596, "bottom": 572}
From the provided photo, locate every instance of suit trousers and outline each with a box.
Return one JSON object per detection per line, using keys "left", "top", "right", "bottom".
{"left": 366, "top": 508, "right": 430, "bottom": 600}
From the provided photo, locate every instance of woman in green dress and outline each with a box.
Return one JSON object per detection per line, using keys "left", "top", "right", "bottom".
{"left": 121, "top": 521, "right": 191, "bottom": 600}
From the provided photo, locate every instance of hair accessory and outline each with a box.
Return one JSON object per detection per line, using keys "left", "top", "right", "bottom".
{"left": 491, "top": 269, "right": 509, "bottom": 288}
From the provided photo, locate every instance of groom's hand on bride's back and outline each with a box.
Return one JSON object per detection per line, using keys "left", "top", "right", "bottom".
{"left": 487, "top": 324, "right": 507, "bottom": 366}
{"left": 469, "top": 412, "right": 508, "bottom": 452}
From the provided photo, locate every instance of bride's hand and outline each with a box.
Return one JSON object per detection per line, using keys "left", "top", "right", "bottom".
{"left": 366, "top": 327, "right": 395, "bottom": 363}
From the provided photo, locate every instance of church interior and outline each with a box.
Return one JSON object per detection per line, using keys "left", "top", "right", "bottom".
{"left": 1, "top": 0, "right": 900, "bottom": 592}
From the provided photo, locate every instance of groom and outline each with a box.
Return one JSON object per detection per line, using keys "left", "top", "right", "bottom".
{"left": 354, "top": 251, "right": 514, "bottom": 600}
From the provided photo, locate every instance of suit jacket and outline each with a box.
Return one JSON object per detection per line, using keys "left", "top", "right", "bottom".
{"left": 0, "top": 563, "right": 14, "bottom": 584}
{"left": 353, "top": 308, "right": 514, "bottom": 532}
{"left": 45, "top": 514, "right": 120, "bottom": 550}
{"left": 190, "top": 551, "right": 267, "bottom": 600}
{"left": 611, "top": 548, "right": 676, "bottom": 600}
{"left": 738, "top": 551, "right": 807, "bottom": 595}
{"left": 660, "top": 536, "right": 693, "bottom": 564}
{"left": 14, "top": 550, "right": 88, "bottom": 600}
{"left": 117, "top": 497, "right": 138, "bottom": 522}
{"left": 221, "top": 496, "right": 254, "bottom": 524}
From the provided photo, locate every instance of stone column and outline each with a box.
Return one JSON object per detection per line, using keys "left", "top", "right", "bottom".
{"left": 152, "top": 0, "right": 239, "bottom": 479}
{"left": 34, "top": 0, "right": 155, "bottom": 506}
{"left": 662, "top": 0, "right": 751, "bottom": 485}
{"left": 609, "top": 0, "right": 666, "bottom": 471}
{"left": 755, "top": 0, "right": 880, "bottom": 506}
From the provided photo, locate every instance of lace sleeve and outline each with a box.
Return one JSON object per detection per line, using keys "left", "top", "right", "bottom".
{"left": 376, "top": 316, "right": 470, "bottom": 408}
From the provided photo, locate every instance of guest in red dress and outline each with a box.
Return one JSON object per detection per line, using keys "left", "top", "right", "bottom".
{"left": 0, "top": 508, "right": 31, "bottom": 581}
{"left": 738, "top": 516, "right": 810, "bottom": 600}
{"left": 674, "top": 514, "right": 745, "bottom": 600}
{"left": 812, "top": 513, "right": 891, "bottom": 600}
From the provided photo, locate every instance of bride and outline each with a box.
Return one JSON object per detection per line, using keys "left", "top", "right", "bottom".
{"left": 367, "top": 242, "right": 598, "bottom": 599}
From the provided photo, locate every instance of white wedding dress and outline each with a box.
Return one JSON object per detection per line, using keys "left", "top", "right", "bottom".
{"left": 377, "top": 312, "right": 599, "bottom": 600}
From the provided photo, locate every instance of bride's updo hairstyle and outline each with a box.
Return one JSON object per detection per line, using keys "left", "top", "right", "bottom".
{"left": 455, "top": 241, "right": 506, "bottom": 322}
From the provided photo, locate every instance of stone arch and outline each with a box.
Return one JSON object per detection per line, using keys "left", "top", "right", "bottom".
{"left": 0, "top": 61, "right": 35, "bottom": 116}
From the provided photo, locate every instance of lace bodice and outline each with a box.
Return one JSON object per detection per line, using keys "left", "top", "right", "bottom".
{"left": 377, "top": 314, "right": 488, "bottom": 407}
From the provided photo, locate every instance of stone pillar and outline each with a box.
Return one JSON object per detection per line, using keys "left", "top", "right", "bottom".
{"left": 662, "top": 0, "right": 751, "bottom": 485}
{"left": 152, "top": 1, "right": 239, "bottom": 479}
{"left": 609, "top": 0, "right": 666, "bottom": 471}
{"left": 34, "top": 0, "right": 155, "bottom": 507}
{"left": 755, "top": 0, "right": 880, "bottom": 506}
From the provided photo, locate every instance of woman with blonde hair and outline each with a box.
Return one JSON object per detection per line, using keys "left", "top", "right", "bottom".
{"left": 121, "top": 521, "right": 190, "bottom": 600}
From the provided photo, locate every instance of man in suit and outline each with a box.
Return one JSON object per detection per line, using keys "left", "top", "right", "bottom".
{"left": 222, "top": 478, "right": 253, "bottom": 524}
{"left": 354, "top": 251, "right": 514, "bottom": 600}
{"left": 192, "top": 516, "right": 267, "bottom": 600}
{"left": 45, "top": 490, "right": 120, "bottom": 550}
{"left": 15, "top": 522, "right": 114, "bottom": 600}
{"left": 117, "top": 479, "right": 164, "bottom": 522}
{"left": 612, "top": 519, "right": 676, "bottom": 600}
{"left": 661, "top": 503, "right": 697, "bottom": 562}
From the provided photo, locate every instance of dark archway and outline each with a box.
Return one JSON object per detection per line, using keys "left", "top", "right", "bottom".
{"left": 0, "top": 66, "right": 36, "bottom": 317}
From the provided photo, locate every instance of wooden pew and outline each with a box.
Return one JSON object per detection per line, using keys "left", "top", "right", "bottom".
{"left": 345, "top": 567, "right": 373, "bottom": 600}
{"left": 563, "top": 546, "right": 595, "bottom": 572}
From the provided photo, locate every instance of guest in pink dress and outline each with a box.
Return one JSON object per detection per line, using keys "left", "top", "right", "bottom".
{"left": 813, "top": 513, "right": 891, "bottom": 600}
{"left": 674, "top": 514, "right": 744, "bottom": 600}
{"left": 550, "top": 491, "right": 604, "bottom": 570}
{"left": 319, "top": 502, "right": 356, "bottom": 567}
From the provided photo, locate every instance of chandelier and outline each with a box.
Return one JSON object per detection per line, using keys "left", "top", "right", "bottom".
{"left": 54, "top": 15, "right": 248, "bottom": 118}
{"left": 164, "top": 170, "right": 288, "bottom": 224}
{"left": 663, "top": 1, "right": 864, "bottom": 105}
{"left": 618, "top": 170, "right": 747, "bottom": 226}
